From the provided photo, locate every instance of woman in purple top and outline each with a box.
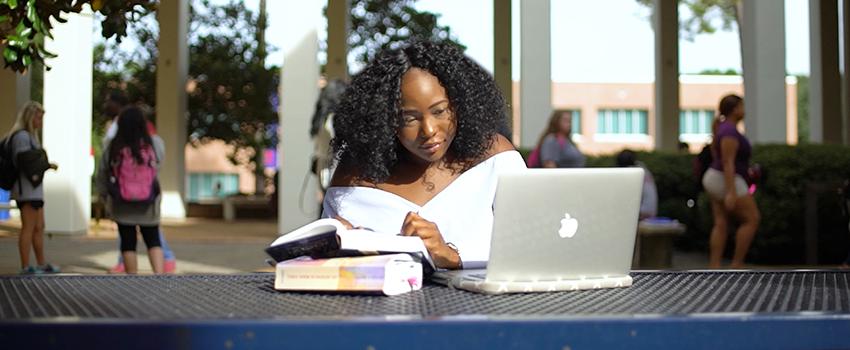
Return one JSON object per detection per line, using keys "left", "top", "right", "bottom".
{"left": 701, "top": 94, "right": 761, "bottom": 268}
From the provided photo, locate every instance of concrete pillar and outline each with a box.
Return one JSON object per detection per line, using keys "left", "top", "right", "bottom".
{"left": 0, "top": 65, "right": 31, "bottom": 130}
{"left": 653, "top": 0, "right": 679, "bottom": 152}
{"left": 519, "top": 0, "right": 550, "bottom": 148}
{"left": 494, "top": 0, "right": 512, "bottom": 142}
{"left": 844, "top": 0, "right": 850, "bottom": 145}
{"left": 42, "top": 8, "right": 93, "bottom": 234}
{"left": 809, "top": 0, "right": 842, "bottom": 144}
{"left": 326, "top": 0, "right": 349, "bottom": 80}
{"left": 741, "top": 0, "right": 787, "bottom": 144}
{"left": 156, "top": 0, "right": 189, "bottom": 218}
{"left": 279, "top": 0, "right": 322, "bottom": 233}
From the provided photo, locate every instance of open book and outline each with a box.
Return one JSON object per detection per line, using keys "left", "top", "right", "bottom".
{"left": 265, "top": 218, "right": 436, "bottom": 273}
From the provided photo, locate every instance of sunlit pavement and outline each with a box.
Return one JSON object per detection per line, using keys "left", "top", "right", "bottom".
{"left": 1, "top": 217, "right": 822, "bottom": 276}
{"left": 0, "top": 218, "right": 279, "bottom": 275}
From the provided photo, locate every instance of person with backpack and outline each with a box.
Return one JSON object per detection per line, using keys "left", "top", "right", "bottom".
{"left": 96, "top": 106, "right": 166, "bottom": 274}
{"left": 3, "top": 101, "right": 59, "bottom": 274}
{"left": 526, "top": 110, "right": 584, "bottom": 168}
{"left": 101, "top": 94, "right": 177, "bottom": 273}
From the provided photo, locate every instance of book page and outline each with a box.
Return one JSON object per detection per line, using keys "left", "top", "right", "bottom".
{"left": 269, "top": 218, "right": 345, "bottom": 247}
{"left": 337, "top": 230, "right": 434, "bottom": 268}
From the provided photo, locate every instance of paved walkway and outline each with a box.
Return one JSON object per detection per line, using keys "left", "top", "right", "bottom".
{"left": 0, "top": 217, "right": 777, "bottom": 276}
{"left": 0, "top": 218, "right": 279, "bottom": 275}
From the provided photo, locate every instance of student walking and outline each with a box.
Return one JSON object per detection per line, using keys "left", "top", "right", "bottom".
{"left": 702, "top": 95, "right": 761, "bottom": 269}
{"left": 97, "top": 107, "right": 166, "bottom": 274}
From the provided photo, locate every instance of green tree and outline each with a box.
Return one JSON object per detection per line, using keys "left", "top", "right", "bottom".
{"left": 698, "top": 68, "right": 740, "bottom": 75}
{"left": 340, "top": 0, "right": 464, "bottom": 66}
{"left": 636, "top": 0, "right": 740, "bottom": 41}
{"left": 637, "top": 0, "right": 743, "bottom": 75}
{"left": 95, "top": 0, "right": 277, "bottom": 194}
{"left": 93, "top": 0, "right": 462, "bottom": 194}
{"left": 187, "top": 0, "right": 276, "bottom": 194}
{"left": 1, "top": 0, "right": 154, "bottom": 72}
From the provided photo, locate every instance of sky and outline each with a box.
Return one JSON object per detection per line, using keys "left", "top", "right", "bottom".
{"left": 110, "top": 0, "right": 813, "bottom": 83}
{"left": 411, "top": 0, "right": 811, "bottom": 82}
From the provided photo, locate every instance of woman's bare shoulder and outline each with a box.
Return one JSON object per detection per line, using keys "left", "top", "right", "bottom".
{"left": 485, "top": 133, "right": 516, "bottom": 157}
{"left": 329, "top": 162, "right": 373, "bottom": 187}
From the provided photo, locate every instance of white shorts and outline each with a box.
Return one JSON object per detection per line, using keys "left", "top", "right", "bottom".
{"left": 702, "top": 168, "right": 749, "bottom": 201}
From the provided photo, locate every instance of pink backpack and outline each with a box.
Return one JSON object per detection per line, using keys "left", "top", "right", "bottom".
{"left": 110, "top": 145, "right": 159, "bottom": 203}
{"left": 526, "top": 136, "right": 567, "bottom": 168}
{"left": 526, "top": 148, "right": 542, "bottom": 168}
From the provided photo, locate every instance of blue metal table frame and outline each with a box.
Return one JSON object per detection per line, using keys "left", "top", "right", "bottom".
{"left": 1, "top": 271, "right": 848, "bottom": 350}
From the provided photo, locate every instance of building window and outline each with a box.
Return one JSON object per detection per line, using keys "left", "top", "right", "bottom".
{"left": 679, "top": 109, "right": 714, "bottom": 143}
{"left": 596, "top": 109, "right": 648, "bottom": 135}
{"left": 553, "top": 109, "right": 582, "bottom": 135}
{"left": 679, "top": 109, "right": 714, "bottom": 136}
{"left": 559, "top": 109, "right": 581, "bottom": 135}
{"left": 571, "top": 110, "right": 581, "bottom": 135}
{"left": 188, "top": 173, "right": 240, "bottom": 203}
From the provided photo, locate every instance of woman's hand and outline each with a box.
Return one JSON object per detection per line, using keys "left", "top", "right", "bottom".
{"left": 401, "top": 211, "right": 461, "bottom": 269}
{"left": 334, "top": 216, "right": 354, "bottom": 230}
{"left": 724, "top": 192, "right": 737, "bottom": 211}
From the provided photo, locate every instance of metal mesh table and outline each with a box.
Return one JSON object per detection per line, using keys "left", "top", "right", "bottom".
{"left": 1, "top": 271, "right": 849, "bottom": 349}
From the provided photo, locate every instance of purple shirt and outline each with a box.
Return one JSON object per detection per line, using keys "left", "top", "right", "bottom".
{"left": 710, "top": 121, "right": 751, "bottom": 181}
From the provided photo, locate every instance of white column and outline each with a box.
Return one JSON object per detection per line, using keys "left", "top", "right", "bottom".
{"left": 519, "top": 0, "right": 551, "bottom": 148}
{"left": 741, "top": 0, "right": 787, "bottom": 144}
{"left": 809, "top": 0, "right": 842, "bottom": 144}
{"left": 841, "top": 0, "right": 850, "bottom": 146}
{"left": 279, "top": 0, "right": 322, "bottom": 233}
{"left": 156, "top": 0, "right": 189, "bottom": 218}
{"left": 653, "top": 0, "right": 679, "bottom": 152}
{"left": 0, "top": 66, "right": 30, "bottom": 129}
{"left": 494, "top": 0, "right": 513, "bottom": 141}
{"left": 326, "top": 0, "right": 349, "bottom": 80}
{"left": 42, "top": 8, "right": 93, "bottom": 235}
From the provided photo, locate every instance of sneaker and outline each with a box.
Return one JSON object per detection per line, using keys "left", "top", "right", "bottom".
{"left": 164, "top": 259, "right": 177, "bottom": 274}
{"left": 20, "top": 266, "right": 42, "bottom": 275}
{"left": 109, "top": 262, "right": 125, "bottom": 274}
{"left": 39, "top": 264, "right": 60, "bottom": 274}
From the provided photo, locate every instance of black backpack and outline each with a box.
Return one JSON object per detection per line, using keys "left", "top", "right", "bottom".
{"left": 693, "top": 144, "right": 713, "bottom": 192}
{"left": 0, "top": 130, "right": 22, "bottom": 191}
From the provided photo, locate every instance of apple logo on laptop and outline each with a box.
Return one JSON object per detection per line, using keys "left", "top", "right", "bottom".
{"left": 559, "top": 213, "right": 579, "bottom": 238}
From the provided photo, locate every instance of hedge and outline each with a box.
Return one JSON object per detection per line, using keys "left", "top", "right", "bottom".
{"left": 518, "top": 144, "right": 850, "bottom": 265}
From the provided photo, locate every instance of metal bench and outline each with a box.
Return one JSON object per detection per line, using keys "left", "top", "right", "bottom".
{"left": 222, "top": 195, "right": 270, "bottom": 221}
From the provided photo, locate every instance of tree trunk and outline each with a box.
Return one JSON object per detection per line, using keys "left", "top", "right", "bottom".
{"left": 254, "top": 149, "right": 265, "bottom": 195}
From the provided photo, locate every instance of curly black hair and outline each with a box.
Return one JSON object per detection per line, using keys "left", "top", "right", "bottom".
{"left": 332, "top": 41, "right": 509, "bottom": 183}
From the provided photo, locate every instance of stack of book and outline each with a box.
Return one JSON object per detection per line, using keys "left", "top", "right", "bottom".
{"left": 266, "top": 218, "right": 434, "bottom": 296}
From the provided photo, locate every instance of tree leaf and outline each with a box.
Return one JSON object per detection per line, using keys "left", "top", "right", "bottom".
{"left": 26, "top": 0, "right": 36, "bottom": 23}
{"left": 3, "top": 47, "right": 18, "bottom": 62}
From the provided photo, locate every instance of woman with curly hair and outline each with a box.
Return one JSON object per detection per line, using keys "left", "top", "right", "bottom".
{"left": 323, "top": 41, "right": 524, "bottom": 270}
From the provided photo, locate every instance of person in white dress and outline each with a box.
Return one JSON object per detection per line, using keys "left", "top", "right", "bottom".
{"left": 322, "top": 41, "right": 526, "bottom": 270}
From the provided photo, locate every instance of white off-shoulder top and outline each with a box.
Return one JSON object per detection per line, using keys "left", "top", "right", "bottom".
{"left": 322, "top": 150, "right": 527, "bottom": 266}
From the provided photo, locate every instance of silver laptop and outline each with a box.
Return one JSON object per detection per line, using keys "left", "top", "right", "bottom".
{"left": 431, "top": 168, "right": 644, "bottom": 294}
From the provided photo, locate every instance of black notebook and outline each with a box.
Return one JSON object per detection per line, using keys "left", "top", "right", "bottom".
{"left": 265, "top": 218, "right": 436, "bottom": 273}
